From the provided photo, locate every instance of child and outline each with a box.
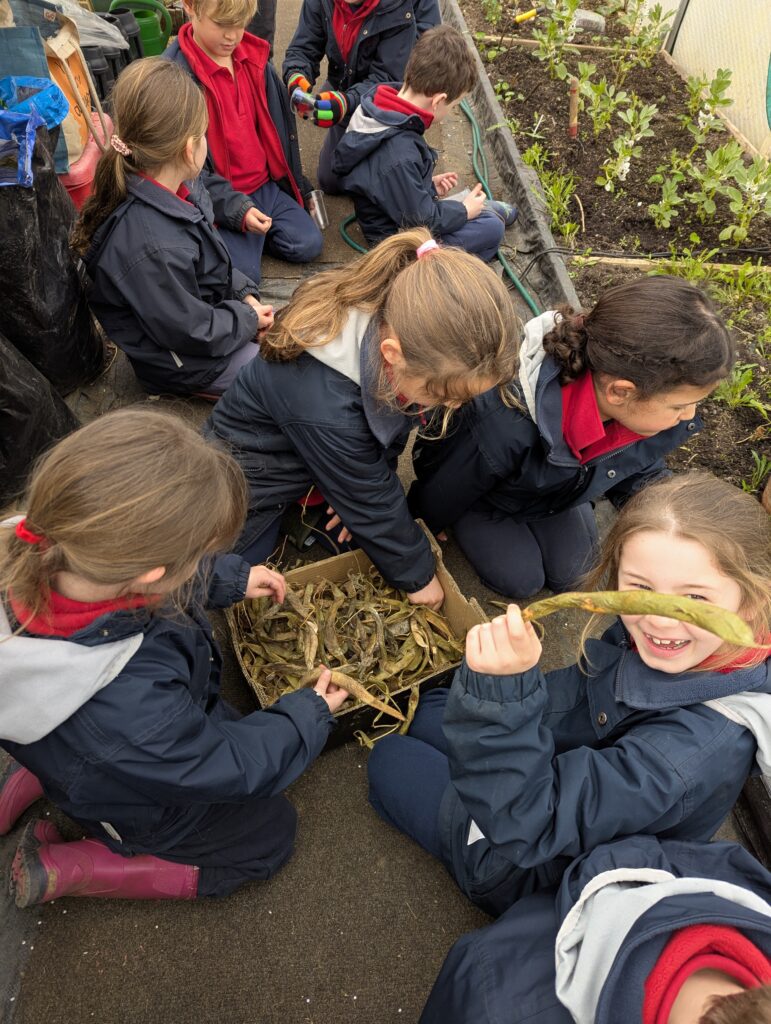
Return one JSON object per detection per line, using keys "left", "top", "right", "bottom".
{"left": 167, "top": 0, "right": 324, "bottom": 284}
{"left": 369, "top": 472, "right": 771, "bottom": 918}
{"left": 0, "top": 409, "right": 349, "bottom": 906}
{"left": 409, "top": 276, "right": 735, "bottom": 597}
{"left": 283, "top": 0, "right": 440, "bottom": 194}
{"left": 205, "top": 228, "right": 521, "bottom": 610}
{"left": 333, "top": 25, "right": 517, "bottom": 258}
{"left": 421, "top": 835, "right": 771, "bottom": 1023}
{"left": 72, "top": 59, "right": 275, "bottom": 399}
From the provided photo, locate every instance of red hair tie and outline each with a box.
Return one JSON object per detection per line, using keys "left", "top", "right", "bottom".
{"left": 15, "top": 519, "right": 46, "bottom": 545}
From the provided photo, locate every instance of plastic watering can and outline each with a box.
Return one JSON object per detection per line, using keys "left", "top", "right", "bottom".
{"left": 109, "top": 0, "right": 170, "bottom": 55}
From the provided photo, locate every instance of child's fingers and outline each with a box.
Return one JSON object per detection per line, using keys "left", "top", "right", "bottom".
{"left": 491, "top": 614, "right": 517, "bottom": 657}
{"left": 477, "top": 622, "right": 498, "bottom": 660}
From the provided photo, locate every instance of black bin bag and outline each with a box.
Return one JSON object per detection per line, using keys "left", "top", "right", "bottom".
{"left": 0, "top": 331, "right": 79, "bottom": 506}
{"left": 0, "top": 123, "right": 104, "bottom": 395}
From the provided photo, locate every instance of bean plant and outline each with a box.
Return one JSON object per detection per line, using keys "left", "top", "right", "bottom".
{"left": 579, "top": 74, "right": 631, "bottom": 138}
{"left": 680, "top": 68, "right": 733, "bottom": 148}
{"left": 532, "top": 0, "right": 581, "bottom": 80}
{"left": 718, "top": 156, "right": 771, "bottom": 244}
{"left": 613, "top": 2, "right": 676, "bottom": 86}
{"left": 596, "top": 100, "right": 657, "bottom": 192}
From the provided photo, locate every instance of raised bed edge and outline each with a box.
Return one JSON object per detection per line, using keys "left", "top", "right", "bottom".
{"left": 441, "top": 0, "right": 581, "bottom": 311}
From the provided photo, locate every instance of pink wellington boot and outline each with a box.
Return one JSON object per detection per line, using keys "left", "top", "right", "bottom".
{"left": 11, "top": 819, "right": 199, "bottom": 908}
{"left": 0, "top": 751, "right": 44, "bottom": 835}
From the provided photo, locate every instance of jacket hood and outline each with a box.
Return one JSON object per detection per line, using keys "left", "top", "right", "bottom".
{"left": 305, "top": 309, "right": 410, "bottom": 447}
{"left": 554, "top": 844, "right": 771, "bottom": 1024}
{"left": 0, "top": 601, "right": 143, "bottom": 744}
{"left": 518, "top": 310, "right": 559, "bottom": 421}
{"left": 706, "top": 685, "right": 771, "bottom": 795}
{"left": 333, "top": 86, "right": 424, "bottom": 176}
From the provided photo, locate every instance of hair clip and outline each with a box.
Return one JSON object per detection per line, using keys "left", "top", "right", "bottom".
{"left": 110, "top": 134, "right": 132, "bottom": 157}
{"left": 416, "top": 239, "right": 440, "bottom": 259}
{"left": 15, "top": 519, "right": 46, "bottom": 545}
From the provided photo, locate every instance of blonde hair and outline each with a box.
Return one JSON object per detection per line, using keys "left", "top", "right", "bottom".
{"left": 260, "top": 229, "right": 521, "bottom": 411}
{"left": 1, "top": 409, "right": 248, "bottom": 627}
{"left": 187, "top": 0, "right": 257, "bottom": 23}
{"left": 699, "top": 984, "right": 771, "bottom": 1024}
{"left": 581, "top": 472, "right": 771, "bottom": 671}
{"left": 71, "top": 60, "right": 208, "bottom": 255}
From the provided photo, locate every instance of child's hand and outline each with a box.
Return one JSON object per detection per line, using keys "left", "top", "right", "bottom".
{"left": 246, "top": 565, "right": 286, "bottom": 604}
{"left": 243, "top": 206, "right": 272, "bottom": 235}
{"left": 325, "top": 505, "right": 352, "bottom": 543}
{"left": 465, "top": 605, "right": 542, "bottom": 676}
{"left": 462, "top": 183, "right": 486, "bottom": 220}
{"left": 433, "top": 171, "right": 458, "bottom": 197}
{"left": 313, "top": 667, "right": 349, "bottom": 713}
{"left": 313, "top": 90, "right": 348, "bottom": 127}
{"left": 408, "top": 574, "right": 445, "bottom": 611}
{"left": 287, "top": 72, "right": 312, "bottom": 97}
{"left": 243, "top": 297, "right": 274, "bottom": 337}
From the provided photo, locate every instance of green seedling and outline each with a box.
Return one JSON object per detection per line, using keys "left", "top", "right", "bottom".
{"left": 741, "top": 450, "right": 771, "bottom": 496}
{"left": 713, "top": 363, "right": 771, "bottom": 421}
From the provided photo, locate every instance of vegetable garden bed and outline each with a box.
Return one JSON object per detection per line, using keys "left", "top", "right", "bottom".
{"left": 446, "top": 0, "right": 770, "bottom": 498}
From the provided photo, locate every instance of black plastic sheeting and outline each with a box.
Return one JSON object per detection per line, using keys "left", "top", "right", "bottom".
{"left": 0, "top": 331, "right": 79, "bottom": 506}
{"left": 0, "top": 124, "right": 104, "bottom": 395}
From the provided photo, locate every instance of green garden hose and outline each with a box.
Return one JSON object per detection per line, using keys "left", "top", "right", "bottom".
{"left": 338, "top": 100, "right": 541, "bottom": 316}
{"left": 460, "top": 98, "right": 541, "bottom": 316}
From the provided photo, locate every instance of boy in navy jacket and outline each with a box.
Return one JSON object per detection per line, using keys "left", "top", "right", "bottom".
{"left": 166, "top": 0, "right": 323, "bottom": 284}
{"left": 421, "top": 836, "right": 771, "bottom": 1023}
{"left": 333, "top": 25, "right": 516, "bottom": 259}
{"left": 283, "top": 0, "right": 440, "bottom": 193}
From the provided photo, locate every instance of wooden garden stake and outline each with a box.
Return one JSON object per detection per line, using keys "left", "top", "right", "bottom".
{"left": 568, "top": 76, "right": 579, "bottom": 139}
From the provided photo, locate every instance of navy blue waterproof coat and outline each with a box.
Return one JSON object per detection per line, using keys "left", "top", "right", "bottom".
{"left": 282, "top": 0, "right": 439, "bottom": 115}
{"left": 0, "top": 556, "right": 334, "bottom": 879}
{"left": 332, "top": 85, "right": 468, "bottom": 244}
{"left": 83, "top": 174, "right": 260, "bottom": 395}
{"left": 422, "top": 835, "right": 771, "bottom": 1023}
{"left": 166, "top": 39, "right": 313, "bottom": 199}
{"left": 409, "top": 311, "right": 701, "bottom": 532}
{"left": 437, "top": 620, "right": 770, "bottom": 916}
{"left": 206, "top": 314, "right": 436, "bottom": 593}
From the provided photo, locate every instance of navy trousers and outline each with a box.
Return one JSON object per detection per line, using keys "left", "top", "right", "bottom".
{"left": 368, "top": 688, "right": 550, "bottom": 917}
{"left": 218, "top": 180, "right": 323, "bottom": 285}
{"left": 452, "top": 501, "right": 599, "bottom": 598}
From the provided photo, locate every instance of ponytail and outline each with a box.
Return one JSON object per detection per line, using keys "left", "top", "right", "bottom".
{"left": 542, "top": 276, "right": 735, "bottom": 395}
{"left": 71, "top": 147, "right": 130, "bottom": 255}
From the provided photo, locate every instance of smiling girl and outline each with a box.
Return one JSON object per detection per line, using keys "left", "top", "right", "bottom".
{"left": 409, "top": 276, "right": 735, "bottom": 598}
{"left": 368, "top": 472, "right": 771, "bottom": 917}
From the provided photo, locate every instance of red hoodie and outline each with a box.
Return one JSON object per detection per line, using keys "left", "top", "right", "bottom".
{"left": 177, "top": 25, "right": 303, "bottom": 206}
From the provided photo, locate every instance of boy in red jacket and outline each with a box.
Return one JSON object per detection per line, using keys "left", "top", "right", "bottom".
{"left": 168, "top": 0, "right": 323, "bottom": 283}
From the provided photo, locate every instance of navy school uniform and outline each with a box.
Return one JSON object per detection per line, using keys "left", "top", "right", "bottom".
{"left": 368, "top": 620, "right": 771, "bottom": 917}
{"left": 282, "top": 0, "right": 440, "bottom": 193}
{"left": 421, "top": 835, "right": 771, "bottom": 1023}
{"left": 0, "top": 556, "right": 335, "bottom": 898}
{"left": 408, "top": 310, "right": 701, "bottom": 596}
{"left": 332, "top": 84, "right": 505, "bottom": 259}
{"left": 83, "top": 174, "right": 261, "bottom": 396}
{"left": 205, "top": 310, "right": 436, "bottom": 594}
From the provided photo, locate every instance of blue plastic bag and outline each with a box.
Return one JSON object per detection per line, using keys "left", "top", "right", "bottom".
{"left": 0, "top": 76, "right": 69, "bottom": 186}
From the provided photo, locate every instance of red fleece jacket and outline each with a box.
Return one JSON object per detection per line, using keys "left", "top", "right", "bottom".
{"left": 177, "top": 25, "right": 302, "bottom": 206}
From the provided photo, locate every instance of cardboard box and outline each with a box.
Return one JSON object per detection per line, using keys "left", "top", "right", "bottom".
{"left": 226, "top": 525, "right": 487, "bottom": 748}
